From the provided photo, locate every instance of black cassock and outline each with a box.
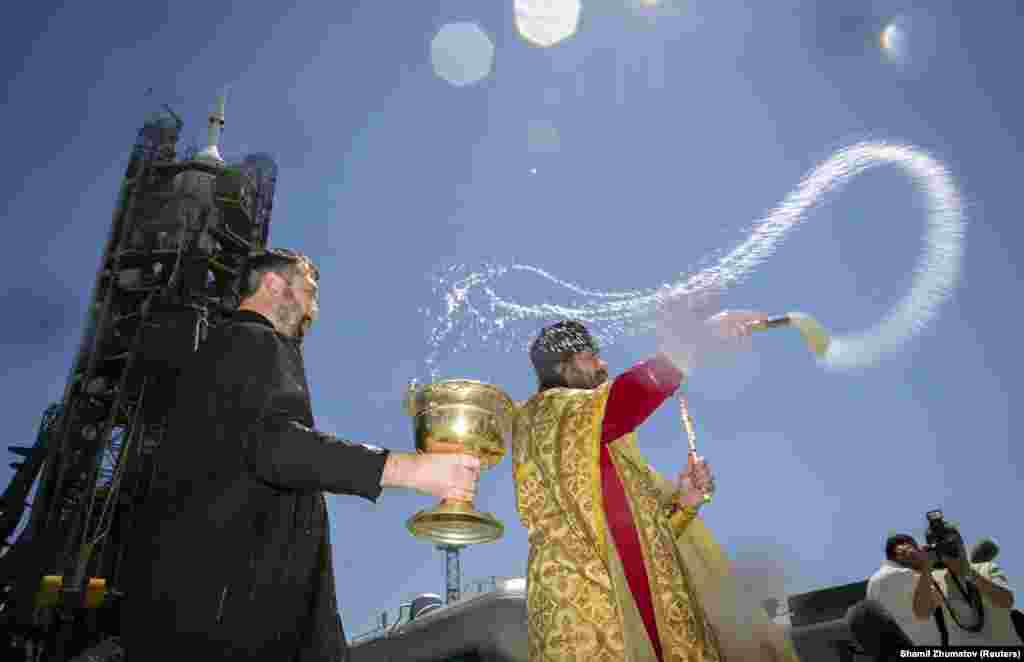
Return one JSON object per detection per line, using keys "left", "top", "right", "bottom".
{"left": 122, "top": 310, "right": 389, "bottom": 661}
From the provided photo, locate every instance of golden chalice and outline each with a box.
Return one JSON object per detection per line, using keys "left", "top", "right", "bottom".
{"left": 403, "top": 379, "right": 516, "bottom": 546}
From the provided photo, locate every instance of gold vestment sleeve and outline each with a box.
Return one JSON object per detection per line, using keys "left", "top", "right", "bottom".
{"left": 667, "top": 502, "right": 700, "bottom": 538}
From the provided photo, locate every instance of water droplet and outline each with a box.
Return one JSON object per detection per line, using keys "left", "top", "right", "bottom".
{"left": 418, "top": 143, "right": 964, "bottom": 375}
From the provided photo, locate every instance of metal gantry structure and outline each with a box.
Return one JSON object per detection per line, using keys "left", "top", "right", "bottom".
{"left": 0, "top": 97, "right": 279, "bottom": 661}
{"left": 438, "top": 544, "right": 465, "bottom": 606}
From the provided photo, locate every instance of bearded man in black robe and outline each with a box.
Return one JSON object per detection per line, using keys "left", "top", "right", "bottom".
{"left": 121, "top": 249, "right": 479, "bottom": 661}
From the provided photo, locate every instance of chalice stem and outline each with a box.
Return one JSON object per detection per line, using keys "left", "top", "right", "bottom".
{"left": 437, "top": 498, "right": 476, "bottom": 513}
{"left": 679, "top": 396, "right": 712, "bottom": 505}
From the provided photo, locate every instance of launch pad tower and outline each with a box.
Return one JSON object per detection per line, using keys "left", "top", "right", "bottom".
{"left": 0, "top": 94, "right": 280, "bottom": 661}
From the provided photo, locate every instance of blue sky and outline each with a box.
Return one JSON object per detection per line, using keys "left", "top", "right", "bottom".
{"left": 1, "top": 0, "right": 1021, "bottom": 638}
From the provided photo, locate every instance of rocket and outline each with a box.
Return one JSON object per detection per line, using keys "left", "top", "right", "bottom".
{"left": 195, "top": 90, "right": 227, "bottom": 165}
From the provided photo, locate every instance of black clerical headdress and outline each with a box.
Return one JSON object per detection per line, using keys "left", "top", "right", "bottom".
{"left": 529, "top": 320, "right": 599, "bottom": 390}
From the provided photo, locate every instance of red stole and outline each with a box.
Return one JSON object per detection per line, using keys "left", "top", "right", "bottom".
{"left": 601, "top": 444, "right": 664, "bottom": 662}
{"left": 597, "top": 355, "right": 683, "bottom": 662}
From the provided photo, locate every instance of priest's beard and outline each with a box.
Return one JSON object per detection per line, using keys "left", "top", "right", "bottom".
{"left": 564, "top": 363, "right": 609, "bottom": 390}
{"left": 273, "top": 288, "right": 311, "bottom": 339}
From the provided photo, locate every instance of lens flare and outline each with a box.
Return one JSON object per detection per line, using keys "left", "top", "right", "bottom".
{"left": 880, "top": 20, "right": 908, "bottom": 63}
{"left": 514, "top": 0, "right": 581, "bottom": 48}
{"left": 431, "top": 22, "right": 495, "bottom": 87}
{"left": 527, "top": 119, "right": 561, "bottom": 154}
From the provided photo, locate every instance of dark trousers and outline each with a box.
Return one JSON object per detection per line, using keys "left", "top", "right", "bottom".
{"left": 847, "top": 600, "right": 917, "bottom": 661}
{"left": 1012, "top": 610, "right": 1024, "bottom": 641}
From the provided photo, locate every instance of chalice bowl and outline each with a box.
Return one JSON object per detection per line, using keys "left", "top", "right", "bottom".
{"left": 403, "top": 379, "right": 516, "bottom": 546}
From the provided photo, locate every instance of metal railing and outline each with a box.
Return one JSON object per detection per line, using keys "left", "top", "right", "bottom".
{"left": 350, "top": 576, "right": 526, "bottom": 644}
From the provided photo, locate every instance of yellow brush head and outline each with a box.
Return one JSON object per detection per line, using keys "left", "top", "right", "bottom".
{"left": 785, "top": 312, "right": 831, "bottom": 358}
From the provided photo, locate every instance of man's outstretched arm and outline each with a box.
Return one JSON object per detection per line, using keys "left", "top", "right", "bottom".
{"left": 229, "top": 324, "right": 478, "bottom": 501}
{"left": 601, "top": 307, "right": 768, "bottom": 444}
{"left": 601, "top": 354, "right": 684, "bottom": 444}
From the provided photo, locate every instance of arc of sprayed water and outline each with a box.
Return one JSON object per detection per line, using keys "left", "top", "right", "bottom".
{"left": 429, "top": 141, "right": 965, "bottom": 370}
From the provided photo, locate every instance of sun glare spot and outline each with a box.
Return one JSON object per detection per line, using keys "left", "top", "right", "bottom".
{"left": 514, "top": 0, "right": 582, "bottom": 48}
{"left": 431, "top": 22, "right": 495, "bottom": 87}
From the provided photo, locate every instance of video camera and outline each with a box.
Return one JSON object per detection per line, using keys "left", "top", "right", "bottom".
{"left": 923, "top": 509, "right": 963, "bottom": 564}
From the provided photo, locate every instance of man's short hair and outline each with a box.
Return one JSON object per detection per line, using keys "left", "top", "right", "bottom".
{"left": 529, "top": 320, "right": 599, "bottom": 391}
{"left": 240, "top": 248, "right": 319, "bottom": 301}
{"left": 885, "top": 534, "right": 917, "bottom": 561}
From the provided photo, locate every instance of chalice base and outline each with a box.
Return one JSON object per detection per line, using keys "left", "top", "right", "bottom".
{"left": 405, "top": 499, "right": 504, "bottom": 546}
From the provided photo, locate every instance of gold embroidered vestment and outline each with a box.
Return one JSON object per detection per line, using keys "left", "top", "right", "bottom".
{"left": 512, "top": 383, "right": 799, "bottom": 662}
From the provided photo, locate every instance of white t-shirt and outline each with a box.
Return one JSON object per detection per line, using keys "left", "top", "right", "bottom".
{"left": 867, "top": 560, "right": 944, "bottom": 647}
{"left": 932, "top": 561, "right": 1023, "bottom": 647}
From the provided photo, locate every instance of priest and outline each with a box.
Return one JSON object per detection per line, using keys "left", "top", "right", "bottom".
{"left": 512, "top": 313, "right": 798, "bottom": 662}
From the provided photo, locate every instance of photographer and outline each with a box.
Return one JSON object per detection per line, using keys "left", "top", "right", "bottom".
{"left": 972, "top": 538, "right": 1024, "bottom": 642}
{"left": 928, "top": 520, "right": 1021, "bottom": 647}
{"left": 857, "top": 533, "right": 944, "bottom": 653}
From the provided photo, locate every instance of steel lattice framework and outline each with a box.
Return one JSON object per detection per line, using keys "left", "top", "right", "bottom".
{"left": 0, "top": 103, "right": 279, "bottom": 661}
